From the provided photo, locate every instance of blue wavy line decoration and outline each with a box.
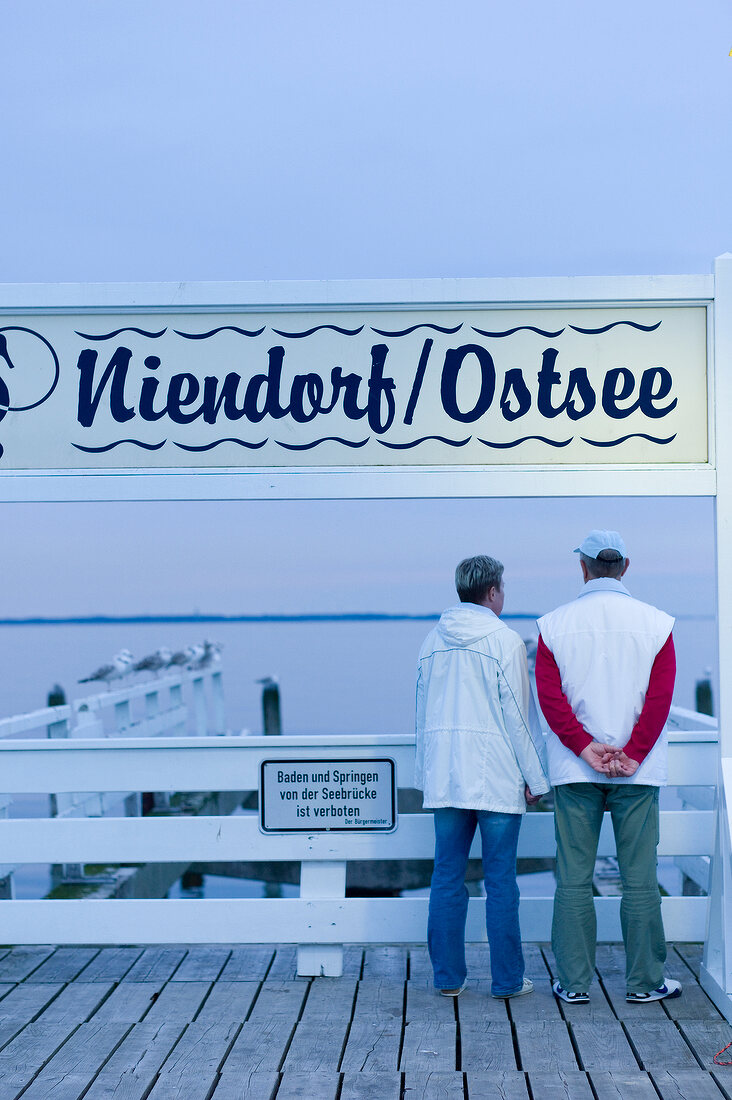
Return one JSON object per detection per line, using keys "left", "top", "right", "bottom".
{"left": 478, "top": 436, "right": 573, "bottom": 449}
{"left": 174, "top": 438, "right": 268, "bottom": 452}
{"left": 581, "top": 433, "right": 676, "bottom": 447}
{"left": 570, "top": 321, "right": 661, "bottom": 334}
{"left": 370, "top": 323, "right": 463, "bottom": 337}
{"left": 72, "top": 439, "right": 167, "bottom": 453}
{"left": 75, "top": 327, "right": 167, "bottom": 340}
{"left": 271, "top": 325, "right": 364, "bottom": 338}
{"left": 276, "top": 437, "right": 369, "bottom": 450}
{"left": 174, "top": 326, "right": 265, "bottom": 339}
{"left": 378, "top": 435, "right": 471, "bottom": 449}
{"left": 472, "top": 325, "right": 565, "bottom": 338}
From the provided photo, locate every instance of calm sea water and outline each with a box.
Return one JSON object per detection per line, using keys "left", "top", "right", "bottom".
{"left": 0, "top": 613, "right": 717, "bottom": 737}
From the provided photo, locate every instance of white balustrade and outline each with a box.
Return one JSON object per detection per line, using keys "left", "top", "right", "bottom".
{"left": 0, "top": 727, "right": 717, "bottom": 977}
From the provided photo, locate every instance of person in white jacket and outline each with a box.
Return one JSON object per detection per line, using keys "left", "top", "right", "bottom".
{"left": 416, "top": 555, "right": 550, "bottom": 998}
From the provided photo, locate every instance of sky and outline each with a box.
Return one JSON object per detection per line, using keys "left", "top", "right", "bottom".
{"left": 0, "top": 2, "right": 728, "bottom": 725}
{"left": 1, "top": 1, "right": 730, "bottom": 283}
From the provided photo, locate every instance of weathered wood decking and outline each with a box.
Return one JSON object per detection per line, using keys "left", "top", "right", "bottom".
{"left": 0, "top": 942, "right": 729, "bottom": 1099}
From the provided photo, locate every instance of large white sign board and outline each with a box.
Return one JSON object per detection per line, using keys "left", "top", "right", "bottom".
{"left": 0, "top": 305, "right": 707, "bottom": 470}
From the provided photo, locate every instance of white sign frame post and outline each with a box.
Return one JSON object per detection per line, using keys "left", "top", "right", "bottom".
{"left": 1, "top": 261, "right": 731, "bottom": 1002}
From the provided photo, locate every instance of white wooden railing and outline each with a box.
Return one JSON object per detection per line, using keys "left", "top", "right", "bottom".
{"left": 0, "top": 665, "right": 226, "bottom": 887}
{"left": 0, "top": 725, "right": 717, "bottom": 976}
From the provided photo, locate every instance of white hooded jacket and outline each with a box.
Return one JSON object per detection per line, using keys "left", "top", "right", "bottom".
{"left": 415, "top": 603, "right": 550, "bottom": 812}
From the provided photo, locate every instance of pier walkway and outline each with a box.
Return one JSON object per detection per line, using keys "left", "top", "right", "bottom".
{"left": 0, "top": 941, "right": 730, "bottom": 1099}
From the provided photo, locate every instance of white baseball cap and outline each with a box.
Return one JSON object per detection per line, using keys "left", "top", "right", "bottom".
{"left": 574, "top": 529, "right": 627, "bottom": 558}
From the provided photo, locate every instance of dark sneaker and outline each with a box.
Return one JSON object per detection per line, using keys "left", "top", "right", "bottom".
{"left": 552, "top": 980, "right": 589, "bottom": 1004}
{"left": 439, "top": 982, "right": 466, "bottom": 997}
{"left": 492, "top": 977, "right": 534, "bottom": 999}
{"left": 626, "top": 979, "right": 682, "bottom": 1003}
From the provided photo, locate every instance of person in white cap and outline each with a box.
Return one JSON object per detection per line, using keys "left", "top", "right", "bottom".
{"left": 535, "top": 530, "right": 681, "bottom": 1005}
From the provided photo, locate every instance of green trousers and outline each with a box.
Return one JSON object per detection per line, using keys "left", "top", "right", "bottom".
{"left": 552, "top": 782, "right": 666, "bottom": 994}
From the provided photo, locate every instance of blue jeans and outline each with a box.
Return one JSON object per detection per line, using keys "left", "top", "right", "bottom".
{"left": 427, "top": 807, "right": 524, "bottom": 995}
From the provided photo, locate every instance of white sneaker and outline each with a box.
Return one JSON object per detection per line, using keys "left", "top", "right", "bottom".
{"left": 439, "top": 982, "right": 467, "bottom": 997}
{"left": 492, "top": 977, "right": 533, "bottom": 999}
{"left": 626, "top": 978, "right": 682, "bottom": 1003}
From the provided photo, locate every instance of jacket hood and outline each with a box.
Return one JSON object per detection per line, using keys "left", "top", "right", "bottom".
{"left": 437, "top": 603, "right": 500, "bottom": 647}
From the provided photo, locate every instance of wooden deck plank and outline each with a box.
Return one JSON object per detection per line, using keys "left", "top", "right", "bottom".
{"left": 18, "top": 1020, "right": 130, "bottom": 1100}
{"left": 221, "top": 1017, "right": 297, "bottom": 1073}
{"left": 0, "top": 982, "right": 64, "bottom": 1042}
{"left": 402, "top": 1071, "right": 465, "bottom": 1098}
{"left": 624, "top": 1020, "right": 701, "bottom": 1069}
{"left": 409, "top": 946, "right": 433, "bottom": 982}
{"left": 340, "top": 1072, "right": 403, "bottom": 1099}
{"left": 524, "top": 1071, "right": 594, "bottom": 1099}
{"left": 650, "top": 1069, "right": 729, "bottom": 1099}
{"left": 219, "top": 946, "right": 275, "bottom": 981}
{"left": 665, "top": 981, "right": 723, "bottom": 1021}
{"left": 0, "top": 946, "right": 54, "bottom": 982}
{"left": 400, "top": 1021, "right": 456, "bottom": 1072}
{"left": 464, "top": 943, "right": 493, "bottom": 980}
{"left": 455, "top": 982, "right": 513, "bottom": 1025}
{"left": 194, "top": 981, "right": 260, "bottom": 1024}
{"left": 353, "top": 979, "right": 404, "bottom": 1021}
{"left": 673, "top": 945, "right": 704, "bottom": 979}
{"left": 27, "top": 946, "right": 100, "bottom": 983}
{"left": 363, "top": 946, "right": 407, "bottom": 980}
{"left": 123, "top": 946, "right": 188, "bottom": 983}
{"left": 464, "top": 1072, "right": 529, "bottom": 1099}
{"left": 570, "top": 1020, "right": 640, "bottom": 1071}
{"left": 172, "top": 945, "right": 232, "bottom": 981}
{"left": 340, "top": 1016, "right": 402, "bottom": 1072}
{"left": 143, "top": 979, "right": 212, "bottom": 1023}
{"left": 406, "top": 983, "right": 457, "bottom": 1021}
{"left": 282, "top": 1017, "right": 351, "bottom": 1071}
{"left": 301, "top": 976, "right": 357, "bottom": 1019}
{"left": 274, "top": 1073, "right": 341, "bottom": 1100}
{"left": 90, "top": 981, "right": 165, "bottom": 1023}
{"left": 586, "top": 1073, "right": 659, "bottom": 1100}
{"left": 0, "top": 987, "right": 15, "bottom": 1005}
{"left": 76, "top": 947, "right": 144, "bottom": 983}
{"left": 148, "top": 1021, "right": 239, "bottom": 1100}
{"left": 0, "top": 1023, "right": 82, "bottom": 1100}
{"left": 676, "top": 1020, "right": 732, "bottom": 1069}
{"left": 37, "top": 981, "right": 115, "bottom": 1025}
{"left": 460, "top": 1021, "right": 516, "bottom": 1071}
{"left": 247, "top": 980, "right": 309, "bottom": 1023}
{"left": 514, "top": 1021, "right": 579, "bottom": 1072}
{"left": 266, "top": 947, "right": 299, "bottom": 980}
{"left": 210, "top": 1071, "right": 279, "bottom": 1099}
{"left": 509, "top": 976, "right": 568, "bottom": 1021}
{"left": 83, "top": 1021, "right": 186, "bottom": 1100}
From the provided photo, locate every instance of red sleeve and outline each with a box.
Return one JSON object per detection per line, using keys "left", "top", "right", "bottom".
{"left": 535, "top": 634, "right": 592, "bottom": 757}
{"left": 622, "top": 634, "right": 676, "bottom": 764}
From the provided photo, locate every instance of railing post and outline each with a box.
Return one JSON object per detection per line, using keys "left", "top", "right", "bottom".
{"left": 192, "top": 677, "right": 207, "bottom": 736}
{"left": 297, "top": 861, "right": 347, "bottom": 976}
{"left": 211, "top": 670, "right": 225, "bottom": 735}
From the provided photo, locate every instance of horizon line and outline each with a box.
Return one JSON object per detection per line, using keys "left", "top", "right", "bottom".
{"left": 0, "top": 611, "right": 714, "bottom": 626}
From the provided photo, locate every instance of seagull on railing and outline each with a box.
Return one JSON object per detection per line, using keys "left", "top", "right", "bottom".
{"left": 166, "top": 649, "right": 190, "bottom": 670}
{"left": 187, "top": 640, "right": 222, "bottom": 671}
{"left": 78, "top": 649, "right": 134, "bottom": 686}
{"left": 132, "top": 647, "right": 172, "bottom": 676}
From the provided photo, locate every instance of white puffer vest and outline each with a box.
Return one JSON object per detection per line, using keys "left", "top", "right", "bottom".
{"left": 537, "top": 580, "right": 674, "bottom": 787}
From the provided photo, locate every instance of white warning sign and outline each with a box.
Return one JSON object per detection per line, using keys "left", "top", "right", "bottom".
{"left": 259, "top": 758, "right": 396, "bottom": 833}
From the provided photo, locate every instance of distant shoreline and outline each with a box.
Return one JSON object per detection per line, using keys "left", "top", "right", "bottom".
{"left": 0, "top": 612, "right": 713, "bottom": 625}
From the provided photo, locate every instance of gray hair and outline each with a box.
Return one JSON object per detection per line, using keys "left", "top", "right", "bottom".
{"left": 455, "top": 555, "right": 504, "bottom": 603}
{"left": 580, "top": 549, "right": 626, "bottom": 579}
